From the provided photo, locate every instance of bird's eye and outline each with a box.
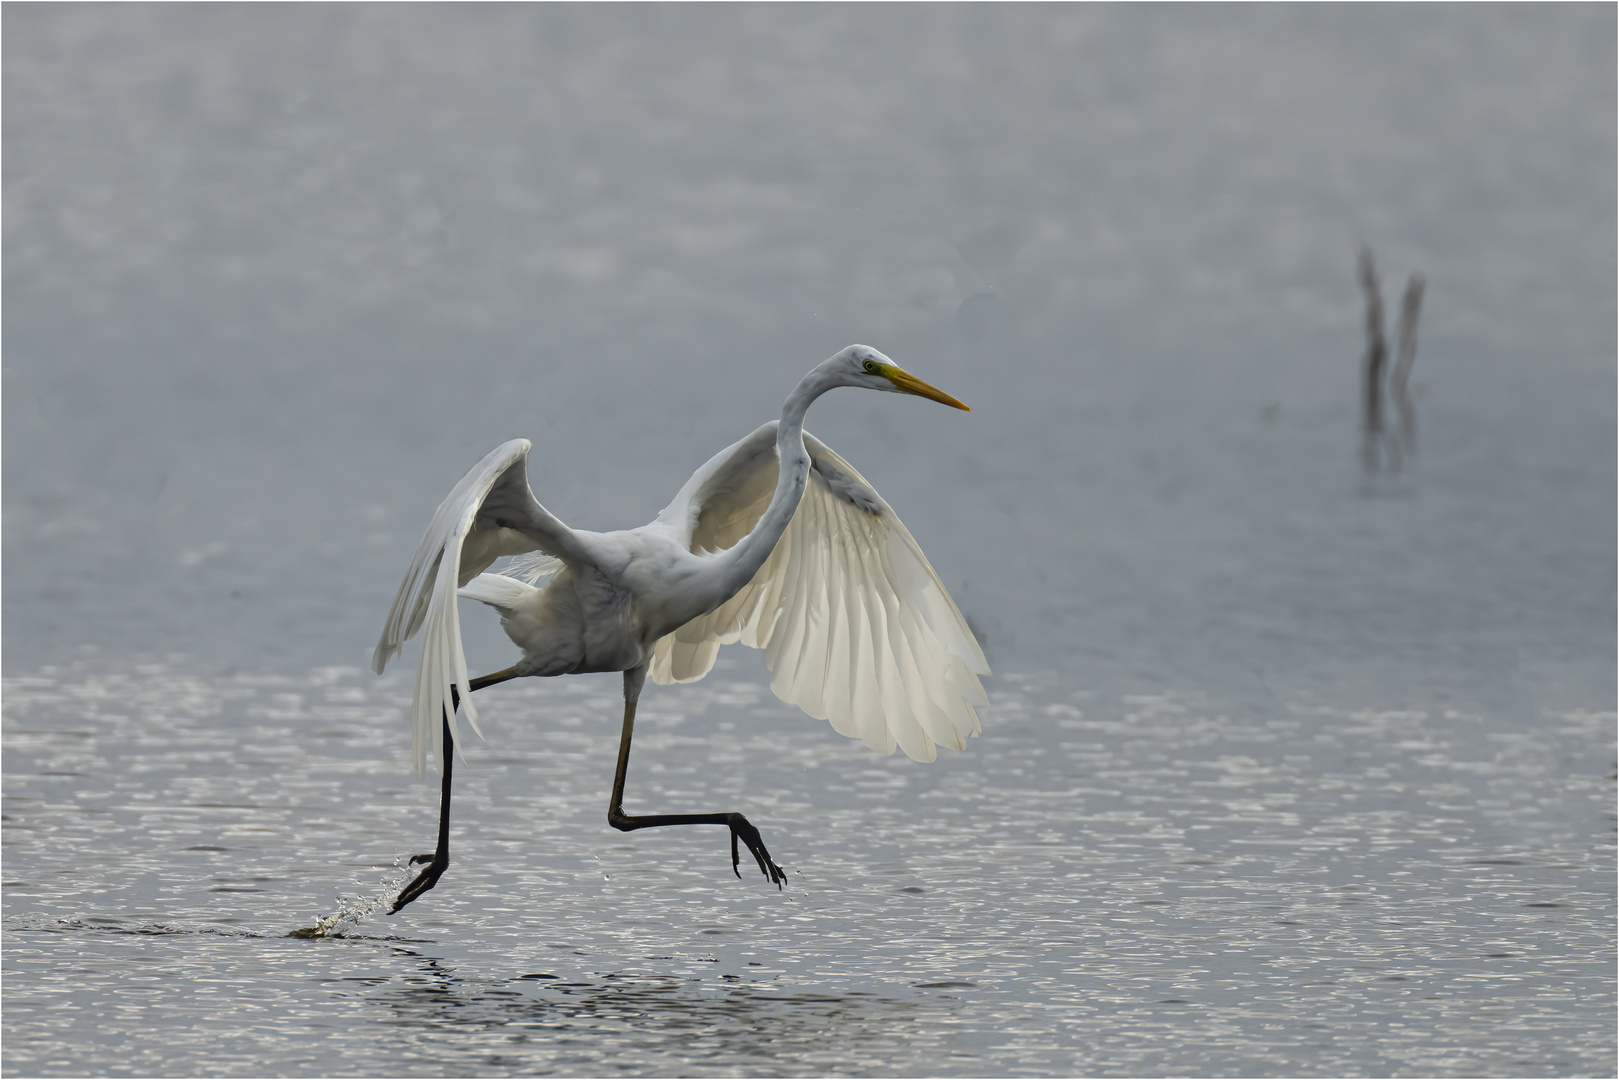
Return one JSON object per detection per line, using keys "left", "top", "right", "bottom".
{"left": 862, "top": 358, "right": 878, "bottom": 373}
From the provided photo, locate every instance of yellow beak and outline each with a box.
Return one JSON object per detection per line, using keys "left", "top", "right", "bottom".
{"left": 882, "top": 364, "right": 971, "bottom": 411}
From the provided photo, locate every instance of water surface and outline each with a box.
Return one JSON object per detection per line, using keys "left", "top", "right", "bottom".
{"left": 5, "top": 663, "right": 1613, "bottom": 1076}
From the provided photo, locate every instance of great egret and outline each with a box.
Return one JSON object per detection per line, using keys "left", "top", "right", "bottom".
{"left": 373, "top": 345, "right": 990, "bottom": 913}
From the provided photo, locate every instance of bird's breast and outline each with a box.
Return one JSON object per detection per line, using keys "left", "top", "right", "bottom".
{"left": 506, "top": 537, "right": 724, "bottom": 676}
{"left": 569, "top": 565, "right": 658, "bottom": 674}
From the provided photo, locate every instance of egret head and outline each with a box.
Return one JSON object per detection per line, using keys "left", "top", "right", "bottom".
{"left": 830, "top": 345, "right": 971, "bottom": 411}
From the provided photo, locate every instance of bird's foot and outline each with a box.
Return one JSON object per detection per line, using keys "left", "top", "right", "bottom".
{"left": 390, "top": 853, "right": 448, "bottom": 914}
{"left": 726, "top": 813, "right": 787, "bottom": 888}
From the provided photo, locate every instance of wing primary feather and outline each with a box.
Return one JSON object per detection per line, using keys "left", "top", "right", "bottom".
{"left": 765, "top": 483, "right": 815, "bottom": 713}
{"left": 819, "top": 498, "right": 858, "bottom": 740}
{"left": 857, "top": 511, "right": 933, "bottom": 759}
{"left": 841, "top": 519, "right": 896, "bottom": 755}
{"left": 872, "top": 527, "right": 972, "bottom": 752}
{"left": 797, "top": 484, "right": 837, "bottom": 721}
{"left": 853, "top": 515, "right": 936, "bottom": 761}
{"left": 773, "top": 485, "right": 812, "bottom": 712}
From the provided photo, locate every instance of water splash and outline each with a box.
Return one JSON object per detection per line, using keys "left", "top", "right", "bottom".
{"left": 289, "top": 863, "right": 413, "bottom": 939}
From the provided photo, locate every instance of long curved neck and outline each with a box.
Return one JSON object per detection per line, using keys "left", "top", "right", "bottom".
{"left": 705, "top": 369, "right": 829, "bottom": 601}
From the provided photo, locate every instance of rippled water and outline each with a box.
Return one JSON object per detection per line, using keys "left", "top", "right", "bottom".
{"left": 4, "top": 661, "right": 1613, "bottom": 1076}
{"left": 4, "top": 5, "right": 1615, "bottom": 1077}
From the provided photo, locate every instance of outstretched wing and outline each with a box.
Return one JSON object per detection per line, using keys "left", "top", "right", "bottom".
{"left": 373, "top": 439, "right": 589, "bottom": 776}
{"left": 650, "top": 422, "right": 990, "bottom": 762}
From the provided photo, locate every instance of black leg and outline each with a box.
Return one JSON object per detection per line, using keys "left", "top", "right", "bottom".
{"left": 390, "top": 667, "right": 518, "bottom": 915}
{"left": 607, "top": 667, "right": 787, "bottom": 888}
{"left": 390, "top": 711, "right": 454, "bottom": 914}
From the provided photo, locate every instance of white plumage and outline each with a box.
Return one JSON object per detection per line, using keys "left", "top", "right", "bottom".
{"left": 372, "top": 438, "right": 566, "bottom": 775}
{"left": 644, "top": 423, "right": 988, "bottom": 762}
{"left": 371, "top": 344, "right": 986, "bottom": 912}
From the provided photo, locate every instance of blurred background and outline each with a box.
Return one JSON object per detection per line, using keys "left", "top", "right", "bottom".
{"left": 5, "top": 3, "right": 1613, "bottom": 708}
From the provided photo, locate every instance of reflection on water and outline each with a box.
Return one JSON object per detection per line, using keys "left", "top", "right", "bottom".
{"left": 372, "top": 960, "right": 963, "bottom": 1078}
{"left": 5, "top": 913, "right": 970, "bottom": 1078}
{"left": 4, "top": 662, "right": 1613, "bottom": 1076}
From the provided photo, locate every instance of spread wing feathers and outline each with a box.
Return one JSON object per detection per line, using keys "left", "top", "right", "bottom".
{"left": 650, "top": 424, "right": 990, "bottom": 762}
{"left": 372, "top": 439, "right": 574, "bottom": 776}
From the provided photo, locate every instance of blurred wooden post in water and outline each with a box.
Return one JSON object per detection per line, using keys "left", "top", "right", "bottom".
{"left": 1357, "top": 247, "right": 1388, "bottom": 475}
{"left": 1357, "top": 247, "right": 1424, "bottom": 477}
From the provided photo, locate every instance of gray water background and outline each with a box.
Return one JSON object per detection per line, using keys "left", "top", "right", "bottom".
{"left": 3, "top": 5, "right": 1614, "bottom": 1076}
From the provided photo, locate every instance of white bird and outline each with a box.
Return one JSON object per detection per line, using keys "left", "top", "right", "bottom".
{"left": 373, "top": 345, "right": 990, "bottom": 913}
